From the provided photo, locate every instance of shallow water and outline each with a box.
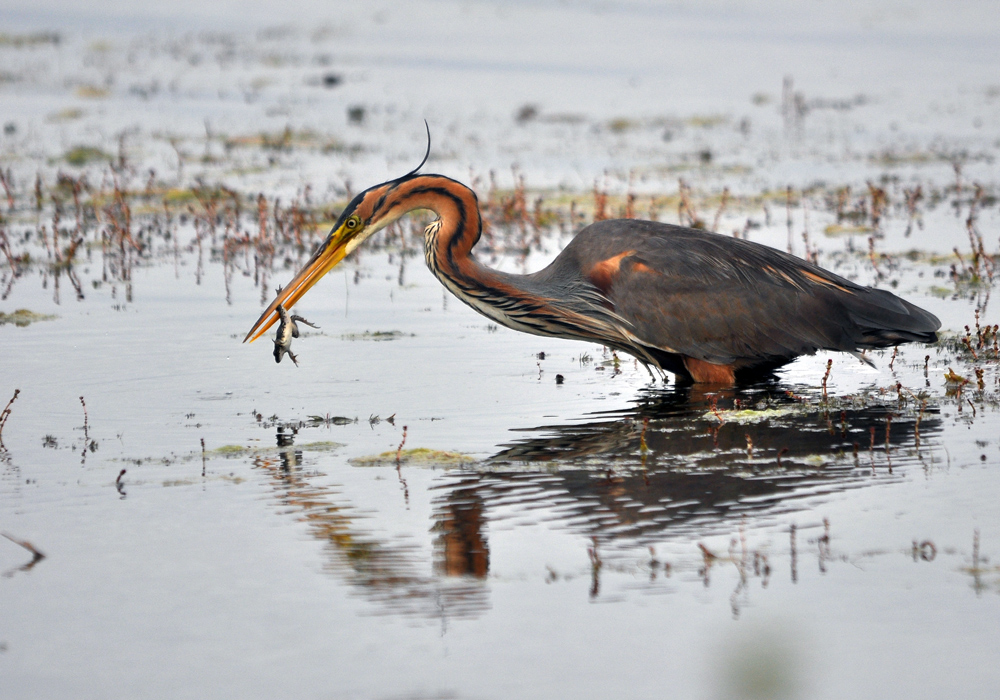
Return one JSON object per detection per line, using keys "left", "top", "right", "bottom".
{"left": 2, "top": 2, "right": 1000, "bottom": 699}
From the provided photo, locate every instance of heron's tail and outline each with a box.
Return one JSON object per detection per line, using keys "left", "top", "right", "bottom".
{"left": 843, "top": 287, "right": 940, "bottom": 347}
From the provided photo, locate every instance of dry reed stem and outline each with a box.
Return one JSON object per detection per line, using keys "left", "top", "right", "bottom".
{"left": 785, "top": 186, "right": 794, "bottom": 253}
{"left": 678, "top": 179, "right": 702, "bottom": 228}
{"left": 0, "top": 225, "right": 19, "bottom": 274}
{"left": 623, "top": 193, "right": 636, "bottom": 220}
{"left": 0, "top": 168, "right": 14, "bottom": 210}
{"left": 789, "top": 523, "right": 797, "bottom": 583}
{"left": 914, "top": 399, "right": 927, "bottom": 448}
{"left": 776, "top": 446, "right": 789, "bottom": 468}
{"left": 0, "top": 388, "right": 20, "bottom": 449}
{"left": 869, "top": 237, "right": 882, "bottom": 277}
{"left": 592, "top": 182, "right": 608, "bottom": 222}
{"left": 867, "top": 181, "right": 887, "bottom": 228}
{"left": 711, "top": 187, "right": 729, "bottom": 232}
{"left": 396, "top": 425, "right": 408, "bottom": 465}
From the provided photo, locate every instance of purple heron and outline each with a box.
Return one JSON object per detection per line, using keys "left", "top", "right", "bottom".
{"left": 244, "top": 150, "right": 939, "bottom": 385}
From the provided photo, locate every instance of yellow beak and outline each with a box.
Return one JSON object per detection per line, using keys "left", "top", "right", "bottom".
{"left": 243, "top": 224, "right": 355, "bottom": 343}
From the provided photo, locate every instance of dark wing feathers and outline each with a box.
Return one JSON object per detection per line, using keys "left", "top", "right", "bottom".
{"left": 547, "top": 219, "right": 939, "bottom": 366}
{"left": 840, "top": 288, "right": 940, "bottom": 344}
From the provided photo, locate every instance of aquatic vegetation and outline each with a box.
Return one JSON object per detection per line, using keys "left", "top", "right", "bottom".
{"left": 339, "top": 330, "right": 410, "bottom": 341}
{"left": 349, "top": 447, "right": 476, "bottom": 467}
{"left": 206, "top": 440, "right": 342, "bottom": 458}
{"left": 0, "top": 309, "right": 57, "bottom": 326}
{"left": 0, "top": 32, "right": 60, "bottom": 47}
{"left": 63, "top": 146, "right": 112, "bottom": 166}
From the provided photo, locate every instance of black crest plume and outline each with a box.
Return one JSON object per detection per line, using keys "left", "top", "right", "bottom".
{"left": 403, "top": 121, "right": 431, "bottom": 178}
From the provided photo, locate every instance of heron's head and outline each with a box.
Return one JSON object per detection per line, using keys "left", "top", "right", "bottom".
{"left": 242, "top": 177, "right": 417, "bottom": 343}
{"left": 244, "top": 124, "right": 441, "bottom": 344}
{"left": 243, "top": 124, "right": 434, "bottom": 344}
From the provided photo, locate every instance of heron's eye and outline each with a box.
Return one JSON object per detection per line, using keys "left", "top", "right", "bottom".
{"left": 345, "top": 215, "right": 361, "bottom": 231}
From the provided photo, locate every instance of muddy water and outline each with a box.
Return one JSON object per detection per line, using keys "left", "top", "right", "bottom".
{"left": 3, "top": 2, "right": 1000, "bottom": 699}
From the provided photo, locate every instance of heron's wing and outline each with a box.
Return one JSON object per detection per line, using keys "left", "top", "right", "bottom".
{"left": 562, "top": 221, "right": 938, "bottom": 365}
{"left": 610, "top": 263, "right": 848, "bottom": 364}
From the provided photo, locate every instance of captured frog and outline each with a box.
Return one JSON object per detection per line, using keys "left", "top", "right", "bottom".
{"left": 273, "top": 303, "right": 319, "bottom": 366}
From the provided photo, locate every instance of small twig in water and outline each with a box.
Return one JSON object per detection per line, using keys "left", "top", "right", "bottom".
{"left": 884, "top": 415, "right": 893, "bottom": 470}
{"left": 588, "top": 537, "right": 603, "bottom": 598}
{"left": 789, "top": 524, "right": 798, "bottom": 584}
{"left": 2, "top": 531, "right": 46, "bottom": 574}
{"left": 396, "top": 425, "right": 408, "bottom": 465}
{"left": 821, "top": 359, "right": 833, "bottom": 400}
{"left": 0, "top": 388, "right": 20, "bottom": 449}
{"left": 776, "top": 447, "right": 789, "bottom": 468}
{"left": 818, "top": 518, "right": 831, "bottom": 573}
{"left": 697, "top": 542, "right": 718, "bottom": 561}
{"left": 962, "top": 334, "right": 979, "bottom": 360}
{"left": 79, "top": 396, "right": 90, "bottom": 465}
{"left": 395, "top": 427, "right": 410, "bottom": 507}
{"left": 710, "top": 396, "right": 723, "bottom": 424}
{"left": 914, "top": 399, "right": 927, "bottom": 449}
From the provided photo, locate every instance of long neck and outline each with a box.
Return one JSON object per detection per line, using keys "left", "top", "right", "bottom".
{"left": 378, "top": 175, "right": 625, "bottom": 344}
{"left": 376, "top": 175, "right": 553, "bottom": 334}
{"left": 387, "top": 176, "right": 483, "bottom": 275}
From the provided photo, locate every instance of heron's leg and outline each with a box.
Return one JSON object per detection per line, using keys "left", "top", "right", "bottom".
{"left": 681, "top": 357, "right": 736, "bottom": 385}
{"left": 638, "top": 360, "right": 657, "bottom": 383}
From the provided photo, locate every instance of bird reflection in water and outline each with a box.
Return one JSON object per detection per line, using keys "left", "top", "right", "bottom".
{"left": 485, "top": 384, "right": 941, "bottom": 543}
{"left": 249, "top": 384, "right": 941, "bottom": 618}
{"left": 431, "top": 477, "right": 490, "bottom": 578}
{"left": 252, "top": 429, "right": 491, "bottom": 621}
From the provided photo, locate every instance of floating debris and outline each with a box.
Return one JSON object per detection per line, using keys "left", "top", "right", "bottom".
{"left": 349, "top": 447, "right": 475, "bottom": 467}
{"left": 944, "top": 367, "right": 969, "bottom": 386}
{"left": 0, "top": 309, "right": 57, "bottom": 327}
{"left": 702, "top": 406, "right": 801, "bottom": 425}
{"left": 340, "top": 330, "right": 411, "bottom": 341}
